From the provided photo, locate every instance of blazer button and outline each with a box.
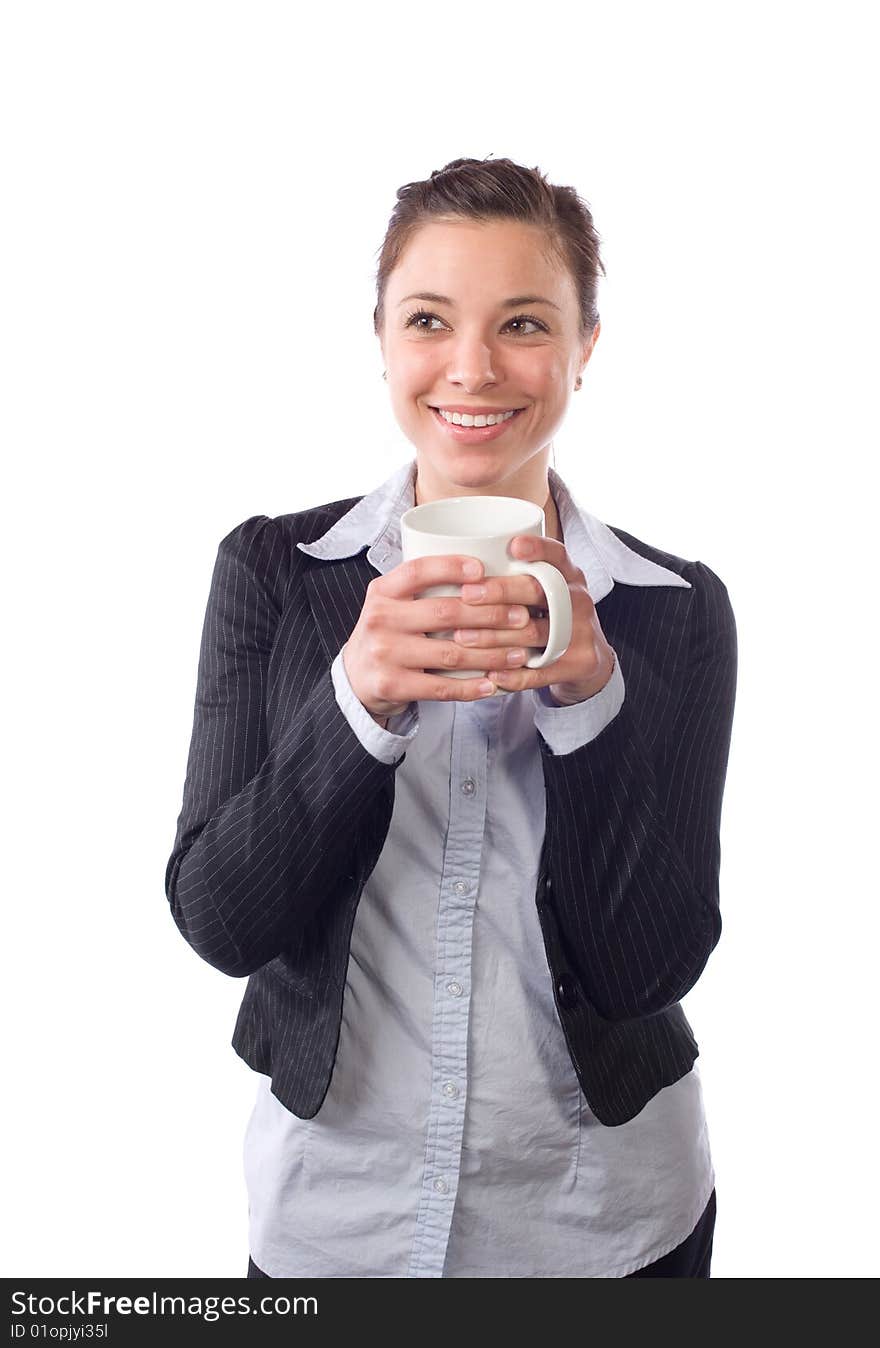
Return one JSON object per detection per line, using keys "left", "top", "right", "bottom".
{"left": 556, "top": 976, "right": 577, "bottom": 1009}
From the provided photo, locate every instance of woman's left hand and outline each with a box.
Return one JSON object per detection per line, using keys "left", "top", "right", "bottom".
{"left": 454, "top": 534, "right": 617, "bottom": 704}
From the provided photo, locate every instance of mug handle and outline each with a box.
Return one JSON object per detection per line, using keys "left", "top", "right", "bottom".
{"left": 507, "top": 561, "right": 573, "bottom": 669}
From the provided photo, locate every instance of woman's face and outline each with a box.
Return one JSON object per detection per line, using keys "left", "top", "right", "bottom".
{"left": 379, "top": 217, "right": 599, "bottom": 500}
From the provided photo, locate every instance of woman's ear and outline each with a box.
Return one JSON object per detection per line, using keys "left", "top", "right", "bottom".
{"left": 583, "top": 320, "right": 600, "bottom": 367}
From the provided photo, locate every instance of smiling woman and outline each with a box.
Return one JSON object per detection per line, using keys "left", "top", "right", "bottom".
{"left": 165, "top": 155, "right": 736, "bottom": 1281}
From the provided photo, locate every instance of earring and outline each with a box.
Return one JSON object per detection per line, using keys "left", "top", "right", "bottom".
{"left": 575, "top": 375, "right": 582, "bottom": 390}
{"left": 382, "top": 371, "right": 387, "bottom": 380}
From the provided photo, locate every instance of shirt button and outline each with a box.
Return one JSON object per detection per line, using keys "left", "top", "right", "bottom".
{"left": 442, "top": 1081, "right": 459, "bottom": 1098}
{"left": 446, "top": 981, "right": 463, "bottom": 997}
{"left": 452, "top": 880, "right": 469, "bottom": 896}
{"left": 433, "top": 1178, "right": 449, "bottom": 1194}
{"left": 460, "top": 777, "right": 476, "bottom": 796}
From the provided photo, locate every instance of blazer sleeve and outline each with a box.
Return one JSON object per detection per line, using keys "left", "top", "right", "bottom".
{"left": 537, "top": 559, "right": 737, "bottom": 1021}
{"left": 164, "top": 515, "right": 401, "bottom": 978}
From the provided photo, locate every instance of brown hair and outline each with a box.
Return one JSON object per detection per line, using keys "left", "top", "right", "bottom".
{"left": 372, "top": 155, "right": 605, "bottom": 340}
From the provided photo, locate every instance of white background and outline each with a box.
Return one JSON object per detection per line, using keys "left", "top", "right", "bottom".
{"left": 2, "top": 1, "right": 877, "bottom": 1278}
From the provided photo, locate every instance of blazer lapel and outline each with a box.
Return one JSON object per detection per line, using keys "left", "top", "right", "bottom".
{"left": 302, "top": 549, "right": 379, "bottom": 668}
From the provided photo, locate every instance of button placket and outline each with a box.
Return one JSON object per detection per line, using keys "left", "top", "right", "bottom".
{"left": 409, "top": 699, "right": 488, "bottom": 1277}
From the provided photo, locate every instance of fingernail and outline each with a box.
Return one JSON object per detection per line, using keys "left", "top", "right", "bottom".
{"left": 508, "top": 606, "right": 527, "bottom": 625}
{"left": 506, "top": 648, "right": 526, "bottom": 664}
{"left": 462, "top": 560, "right": 482, "bottom": 577}
{"left": 461, "top": 583, "right": 486, "bottom": 601}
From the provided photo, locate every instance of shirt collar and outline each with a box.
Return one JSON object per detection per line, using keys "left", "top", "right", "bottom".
{"left": 296, "top": 459, "right": 691, "bottom": 602}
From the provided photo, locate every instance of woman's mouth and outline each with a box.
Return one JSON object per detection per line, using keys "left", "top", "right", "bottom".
{"left": 428, "top": 405, "right": 526, "bottom": 443}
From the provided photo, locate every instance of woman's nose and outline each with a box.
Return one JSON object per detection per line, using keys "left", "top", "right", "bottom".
{"left": 446, "top": 341, "right": 500, "bottom": 390}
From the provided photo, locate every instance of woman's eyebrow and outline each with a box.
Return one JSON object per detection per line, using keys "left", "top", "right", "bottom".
{"left": 398, "top": 291, "right": 561, "bottom": 310}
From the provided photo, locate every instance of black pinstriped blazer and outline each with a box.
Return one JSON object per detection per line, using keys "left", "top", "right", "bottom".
{"left": 164, "top": 490, "right": 737, "bottom": 1127}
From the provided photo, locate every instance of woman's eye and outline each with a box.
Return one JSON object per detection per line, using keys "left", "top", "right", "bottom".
{"left": 507, "top": 316, "right": 543, "bottom": 335}
{"left": 405, "top": 310, "right": 444, "bottom": 332}
{"left": 404, "top": 309, "right": 545, "bottom": 335}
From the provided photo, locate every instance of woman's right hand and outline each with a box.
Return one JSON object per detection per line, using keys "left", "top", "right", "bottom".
{"left": 342, "top": 555, "right": 519, "bottom": 726}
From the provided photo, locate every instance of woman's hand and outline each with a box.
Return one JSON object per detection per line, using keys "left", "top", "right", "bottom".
{"left": 452, "top": 534, "right": 616, "bottom": 705}
{"left": 343, "top": 554, "right": 512, "bottom": 724}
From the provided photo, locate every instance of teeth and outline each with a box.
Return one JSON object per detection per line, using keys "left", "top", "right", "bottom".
{"left": 437, "top": 408, "right": 518, "bottom": 427}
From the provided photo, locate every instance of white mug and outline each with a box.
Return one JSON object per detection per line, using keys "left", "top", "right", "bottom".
{"left": 399, "top": 494, "right": 573, "bottom": 680}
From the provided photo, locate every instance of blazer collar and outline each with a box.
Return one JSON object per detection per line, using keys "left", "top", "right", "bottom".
{"left": 296, "top": 458, "right": 691, "bottom": 606}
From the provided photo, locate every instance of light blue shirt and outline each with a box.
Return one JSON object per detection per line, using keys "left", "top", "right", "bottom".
{"left": 243, "top": 459, "right": 714, "bottom": 1278}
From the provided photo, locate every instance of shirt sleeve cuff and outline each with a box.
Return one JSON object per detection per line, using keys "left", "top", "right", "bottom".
{"left": 331, "top": 645, "right": 419, "bottom": 764}
{"left": 530, "top": 649, "right": 625, "bottom": 755}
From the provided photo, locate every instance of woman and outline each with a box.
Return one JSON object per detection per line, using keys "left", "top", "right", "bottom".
{"left": 165, "top": 156, "right": 737, "bottom": 1278}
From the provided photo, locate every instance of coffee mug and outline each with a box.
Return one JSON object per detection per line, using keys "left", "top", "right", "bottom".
{"left": 399, "top": 495, "right": 573, "bottom": 679}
